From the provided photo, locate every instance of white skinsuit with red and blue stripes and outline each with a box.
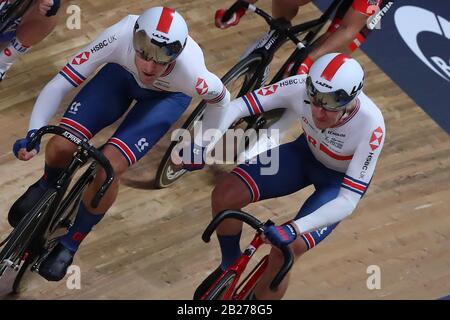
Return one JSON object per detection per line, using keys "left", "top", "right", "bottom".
{"left": 199, "top": 72, "right": 385, "bottom": 250}
{"left": 26, "top": 14, "right": 229, "bottom": 166}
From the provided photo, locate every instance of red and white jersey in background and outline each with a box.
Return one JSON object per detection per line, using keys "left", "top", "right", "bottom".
{"left": 352, "top": 0, "right": 383, "bottom": 16}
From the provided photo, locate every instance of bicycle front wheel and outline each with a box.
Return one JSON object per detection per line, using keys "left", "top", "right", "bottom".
{"left": 155, "top": 53, "right": 265, "bottom": 188}
{"left": 0, "top": 188, "right": 57, "bottom": 289}
{"left": 203, "top": 271, "right": 238, "bottom": 300}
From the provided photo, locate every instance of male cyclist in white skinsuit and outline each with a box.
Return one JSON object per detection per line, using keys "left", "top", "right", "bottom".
{"left": 185, "top": 53, "right": 386, "bottom": 300}
{"left": 9, "top": 6, "right": 230, "bottom": 281}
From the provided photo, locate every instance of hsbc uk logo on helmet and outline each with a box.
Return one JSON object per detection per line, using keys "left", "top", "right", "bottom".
{"left": 395, "top": 6, "right": 450, "bottom": 82}
{"left": 315, "top": 81, "right": 332, "bottom": 89}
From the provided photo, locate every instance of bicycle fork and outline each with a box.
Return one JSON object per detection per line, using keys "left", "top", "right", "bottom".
{"left": 221, "top": 234, "right": 266, "bottom": 300}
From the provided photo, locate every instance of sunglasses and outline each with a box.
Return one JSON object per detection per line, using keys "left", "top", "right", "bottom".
{"left": 306, "top": 76, "right": 354, "bottom": 112}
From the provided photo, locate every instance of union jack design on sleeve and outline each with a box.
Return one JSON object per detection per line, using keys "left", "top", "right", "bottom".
{"left": 59, "top": 64, "right": 87, "bottom": 87}
{"left": 242, "top": 92, "right": 264, "bottom": 115}
{"left": 341, "top": 175, "right": 368, "bottom": 196}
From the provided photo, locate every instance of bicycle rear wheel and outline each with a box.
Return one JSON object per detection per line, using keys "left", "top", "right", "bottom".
{"left": 203, "top": 271, "right": 237, "bottom": 300}
{"left": 155, "top": 53, "right": 265, "bottom": 188}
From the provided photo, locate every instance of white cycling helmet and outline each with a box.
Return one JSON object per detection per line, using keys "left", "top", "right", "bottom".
{"left": 306, "top": 53, "right": 364, "bottom": 112}
{"left": 133, "top": 6, "right": 188, "bottom": 64}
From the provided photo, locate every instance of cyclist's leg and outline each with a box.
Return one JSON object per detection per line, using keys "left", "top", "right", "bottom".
{"left": 0, "top": 0, "right": 60, "bottom": 79}
{"left": 213, "top": 134, "right": 312, "bottom": 263}
{"left": 194, "top": 135, "right": 312, "bottom": 298}
{"left": 282, "top": 0, "right": 356, "bottom": 77}
{"left": 81, "top": 90, "right": 192, "bottom": 214}
{"left": 272, "top": 0, "right": 311, "bottom": 20}
{"left": 293, "top": 0, "right": 374, "bottom": 74}
{"left": 40, "top": 88, "right": 191, "bottom": 281}
{"left": 35, "top": 64, "right": 136, "bottom": 280}
{"left": 40, "top": 63, "right": 133, "bottom": 184}
{"left": 254, "top": 153, "right": 360, "bottom": 300}
{"left": 254, "top": 181, "right": 343, "bottom": 300}
{"left": 7, "top": 63, "right": 133, "bottom": 229}
{"left": 58, "top": 90, "right": 191, "bottom": 249}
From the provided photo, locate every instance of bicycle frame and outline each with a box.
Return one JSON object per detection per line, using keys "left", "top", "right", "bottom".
{"left": 200, "top": 209, "right": 294, "bottom": 300}
{"left": 35, "top": 150, "right": 95, "bottom": 253}
{"left": 0, "top": 126, "right": 114, "bottom": 289}
{"left": 27, "top": 126, "right": 114, "bottom": 208}
{"left": 26, "top": 126, "right": 113, "bottom": 263}
{"left": 232, "top": 0, "right": 345, "bottom": 91}
{"left": 201, "top": 233, "right": 266, "bottom": 300}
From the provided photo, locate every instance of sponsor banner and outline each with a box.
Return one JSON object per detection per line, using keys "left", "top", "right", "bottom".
{"left": 314, "top": 0, "right": 450, "bottom": 134}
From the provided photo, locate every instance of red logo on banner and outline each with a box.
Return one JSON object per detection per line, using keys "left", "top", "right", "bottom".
{"left": 257, "top": 84, "right": 279, "bottom": 96}
{"left": 369, "top": 127, "right": 383, "bottom": 150}
{"left": 72, "top": 52, "right": 91, "bottom": 65}
{"left": 195, "top": 78, "right": 209, "bottom": 95}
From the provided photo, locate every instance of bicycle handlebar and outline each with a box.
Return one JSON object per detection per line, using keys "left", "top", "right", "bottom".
{"left": 202, "top": 209, "right": 294, "bottom": 292}
{"left": 26, "top": 125, "right": 114, "bottom": 208}
{"left": 222, "top": 0, "right": 302, "bottom": 47}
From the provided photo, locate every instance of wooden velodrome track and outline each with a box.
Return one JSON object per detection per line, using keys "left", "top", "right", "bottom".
{"left": 0, "top": 0, "right": 449, "bottom": 300}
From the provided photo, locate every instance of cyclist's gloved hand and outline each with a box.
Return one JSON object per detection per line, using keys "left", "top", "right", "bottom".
{"left": 39, "top": 0, "right": 61, "bottom": 17}
{"left": 13, "top": 129, "right": 40, "bottom": 161}
{"left": 296, "top": 56, "right": 314, "bottom": 75}
{"left": 215, "top": 7, "right": 247, "bottom": 29}
{"left": 264, "top": 223, "right": 298, "bottom": 247}
{"left": 181, "top": 143, "right": 207, "bottom": 172}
